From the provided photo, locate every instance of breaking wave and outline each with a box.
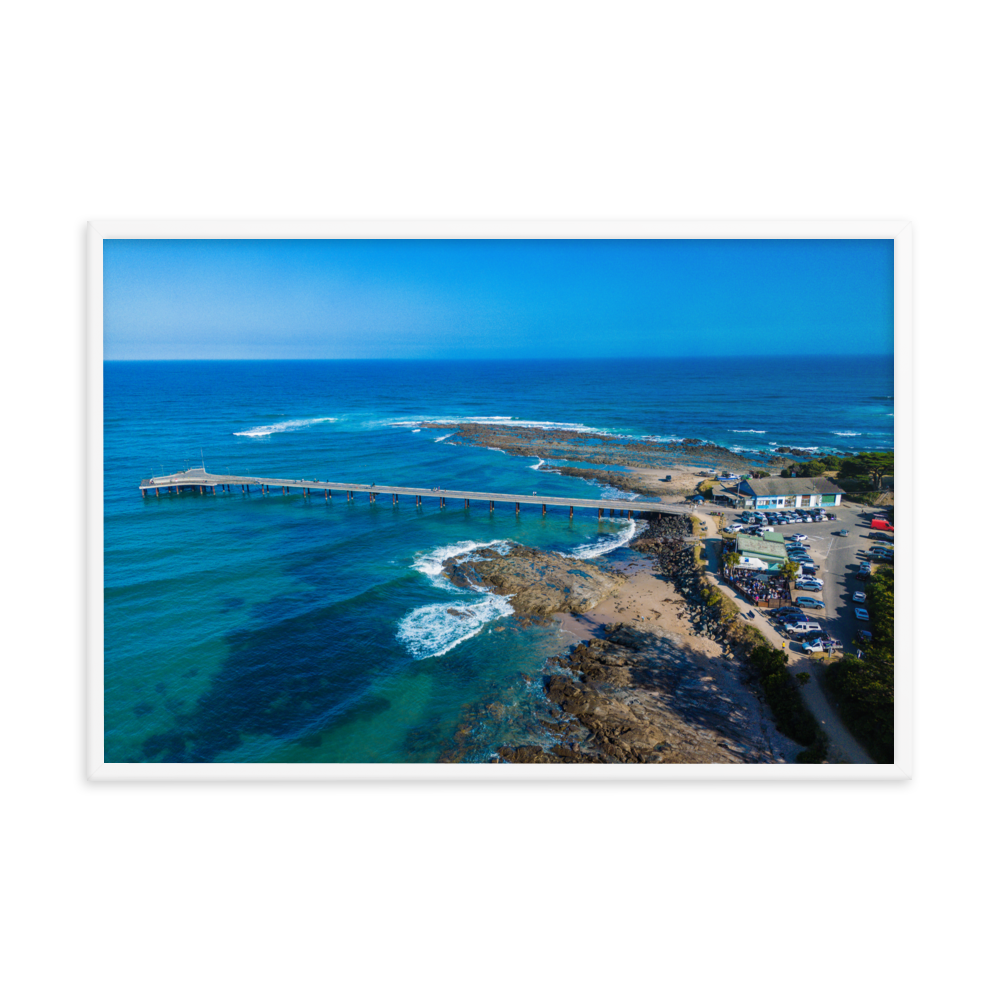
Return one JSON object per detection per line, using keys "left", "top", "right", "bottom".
{"left": 731, "top": 429, "right": 767, "bottom": 434}
{"left": 397, "top": 594, "right": 515, "bottom": 659}
{"left": 233, "top": 417, "right": 338, "bottom": 438}
{"left": 568, "top": 517, "right": 647, "bottom": 560}
{"left": 411, "top": 539, "right": 513, "bottom": 588}
{"left": 833, "top": 431, "right": 861, "bottom": 437}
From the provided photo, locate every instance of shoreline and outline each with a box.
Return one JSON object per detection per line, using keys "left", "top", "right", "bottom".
{"left": 469, "top": 536, "right": 804, "bottom": 764}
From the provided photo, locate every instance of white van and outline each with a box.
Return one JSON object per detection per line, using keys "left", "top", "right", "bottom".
{"left": 787, "top": 622, "right": 822, "bottom": 635}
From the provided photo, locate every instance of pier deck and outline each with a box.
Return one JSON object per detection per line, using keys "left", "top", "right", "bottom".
{"left": 139, "top": 467, "right": 693, "bottom": 517}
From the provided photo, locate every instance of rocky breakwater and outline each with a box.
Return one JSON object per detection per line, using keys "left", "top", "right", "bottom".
{"left": 442, "top": 545, "right": 621, "bottom": 617}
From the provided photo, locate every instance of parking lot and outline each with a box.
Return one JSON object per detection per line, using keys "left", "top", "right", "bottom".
{"left": 703, "top": 500, "right": 892, "bottom": 655}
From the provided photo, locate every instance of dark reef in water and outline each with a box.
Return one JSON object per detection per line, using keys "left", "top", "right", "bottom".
{"left": 419, "top": 421, "right": 787, "bottom": 472}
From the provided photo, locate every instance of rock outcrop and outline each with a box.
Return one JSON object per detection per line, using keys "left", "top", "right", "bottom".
{"left": 497, "top": 624, "right": 777, "bottom": 764}
{"left": 442, "top": 544, "right": 621, "bottom": 616}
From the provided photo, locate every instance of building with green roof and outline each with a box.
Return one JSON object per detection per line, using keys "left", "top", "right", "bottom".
{"left": 735, "top": 535, "right": 788, "bottom": 571}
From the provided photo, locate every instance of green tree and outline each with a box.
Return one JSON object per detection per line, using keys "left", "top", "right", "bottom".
{"left": 824, "top": 565, "right": 894, "bottom": 763}
{"left": 722, "top": 550, "right": 740, "bottom": 573}
{"left": 779, "top": 560, "right": 799, "bottom": 586}
{"left": 841, "top": 452, "right": 894, "bottom": 490}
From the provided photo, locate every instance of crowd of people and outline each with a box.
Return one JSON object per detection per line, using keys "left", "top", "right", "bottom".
{"left": 724, "top": 565, "right": 791, "bottom": 605}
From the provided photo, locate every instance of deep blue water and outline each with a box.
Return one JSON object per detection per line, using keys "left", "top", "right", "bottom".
{"left": 104, "top": 357, "right": 893, "bottom": 762}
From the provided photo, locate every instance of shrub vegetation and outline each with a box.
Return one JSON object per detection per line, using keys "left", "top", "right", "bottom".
{"left": 747, "top": 645, "right": 828, "bottom": 763}
{"left": 824, "top": 567, "right": 894, "bottom": 763}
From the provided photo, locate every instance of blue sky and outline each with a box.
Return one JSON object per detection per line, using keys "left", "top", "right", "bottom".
{"left": 103, "top": 239, "right": 894, "bottom": 360}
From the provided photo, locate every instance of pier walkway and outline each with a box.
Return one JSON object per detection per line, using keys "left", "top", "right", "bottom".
{"left": 139, "top": 467, "right": 693, "bottom": 518}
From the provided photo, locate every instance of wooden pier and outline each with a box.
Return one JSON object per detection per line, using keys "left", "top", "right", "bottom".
{"left": 139, "top": 467, "right": 693, "bottom": 518}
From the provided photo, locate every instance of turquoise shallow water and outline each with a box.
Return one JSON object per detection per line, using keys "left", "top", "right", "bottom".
{"left": 104, "top": 357, "right": 893, "bottom": 762}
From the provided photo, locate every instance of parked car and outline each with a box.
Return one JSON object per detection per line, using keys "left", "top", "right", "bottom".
{"left": 802, "top": 636, "right": 844, "bottom": 653}
{"left": 854, "top": 607, "right": 870, "bottom": 621}
{"left": 796, "top": 596, "right": 825, "bottom": 609}
{"left": 790, "top": 533, "right": 807, "bottom": 542}
{"left": 856, "top": 629, "right": 872, "bottom": 643}
{"left": 797, "top": 579, "right": 824, "bottom": 590}
{"left": 852, "top": 591, "right": 866, "bottom": 602}
{"left": 833, "top": 529, "right": 849, "bottom": 536}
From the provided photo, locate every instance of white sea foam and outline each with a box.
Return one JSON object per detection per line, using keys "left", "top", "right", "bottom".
{"left": 529, "top": 457, "right": 544, "bottom": 470}
{"left": 434, "top": 433, "right": 455, "bottom": 443}
{"left": 233, "top": 417, "right": 338, "bottom": 438}
{"left": 412, "top": 428, "right": 421, "bottom": 433}
{"left": 731, "top": 429, "right": 767, "bottom": 434}
{"left": 568, "top": 517, "right": 648, "bottom": 560}
{"left": 397, "top": 593, "right": 516, "bottom": 659}
{"left": 599, "top": 485, "right": 641, "bottom": 501}
{"left": 411, "top": 538, "right": 513, "bottom": 587}
{"left": 833, "top": 431, "right": 861, "bottom": 437}
{"left": 384, "top": 415, "right": 610, "bottom": 435}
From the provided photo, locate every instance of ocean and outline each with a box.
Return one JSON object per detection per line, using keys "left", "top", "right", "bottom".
{"left": 104, "top": 356, "right": 894, "bottom": 763}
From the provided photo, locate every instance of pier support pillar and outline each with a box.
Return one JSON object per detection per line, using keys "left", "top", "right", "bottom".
{"left": 464, "top": 498, "right": 469, "bottom": 509}
{"left": 416, "top": 496, "right": 421, "bottom": 506}
{"left": 516, "top": 502, "right": 520, "bottom": 516}
{"left": 628, "top": 510, "right": 632, "bottom": 519}
{"left": 155, "top": 488, "right": 159, "bottom": 497}
{"left": 440, "top": 496, "right": 444, "bottom": 508}
{"left": 542, "top": 504, "right": 546, "bottom": 516}
{"left": 212, "top": 485, "right": 216, "bottom": 495}
{"left": 489, "top": 500, "right": 494, "bottom": 513}
{"left": 394, "top": 494, "right": 398, "bottom": 504}
{"left": 569, "top": 505, "right": 574, "bottom": 519}
{"left": 597, "top": 507, "right": 602, "bottom": 519}
{"left": 370, "top": 492, "right": 375, "bottom": 503}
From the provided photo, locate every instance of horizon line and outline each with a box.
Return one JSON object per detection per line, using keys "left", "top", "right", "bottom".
{"left": 104, "top": 352, "right": 895, "bottom": 362}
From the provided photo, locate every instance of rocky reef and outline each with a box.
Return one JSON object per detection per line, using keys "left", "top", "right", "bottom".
{"left": 442, "top": 544, "right": 621, "bottom": 616}
{"left": 419, "top": 420, "right": 786, "bottom": 473}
